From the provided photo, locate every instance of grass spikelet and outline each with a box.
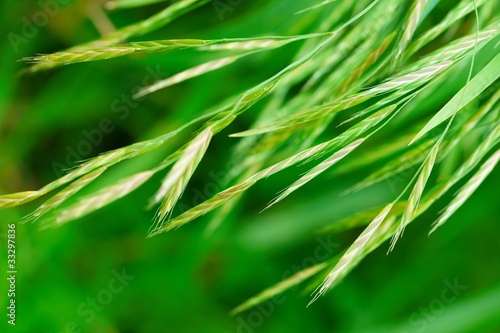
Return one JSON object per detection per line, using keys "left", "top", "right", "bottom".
{"left": 201, "top": 39, "right": 283, "bottom": 51}
{"left": 24, "top": 41, "right": 207, "bottom": 66}
{"left": 33, "top": 139, "right": 161, "bottom": 196}
{"left": 147, "top": 181, "right": 257, "bottom": 236}
{"left": 0, "top": 149, "right": 128, "bottom": 211}
{"left": 23, "top": 167, "right": 107, "bottom": 223}
{"left": 430, "top": 149, "right": 500, "bottom": 233}
{"left": 295, "top": 0, "right": 337, "bottom": 14}
{"left": 148, "top": 129, "right": 212, "bottom": 235}
{"left": 24, "top": 47, "right": 135, "bottom": 65}
{"left": 231, "top": 261, "right": 330, "bottom": 315}
{"left": 135, "top": 57, "right": 238, "bottom": 98}
{"left": 371, "top": 61, "right": 452, "bottom": 93}
{"left": 265, "top": 139, "right": 365, "bottom": 210}
{"left": 390, "top": 143, "right": 439, "bottom": 251}
{"left": 105, "top": 0, "right": 169, "bottom": 10}
{"left": 309, "top": 203, "right": 394, "bottom": 305}
{"left": 24, "top": 34, "right": 326, "bottom": 67}
{"left": 0, "top": 191, "right": 40, "bottom": 209}
{"left": 46, "top": 171, "right": 154, "bottom": 228}
{"left": 392, "top": 0, "right": 428, "bottom": 67}
{"left": 26, "top": 0, "right": 211, "bottom": 73}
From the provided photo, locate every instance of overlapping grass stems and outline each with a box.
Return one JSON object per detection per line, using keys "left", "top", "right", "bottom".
{"left": 2, "top": 0, "right": 500, "bottom": 310}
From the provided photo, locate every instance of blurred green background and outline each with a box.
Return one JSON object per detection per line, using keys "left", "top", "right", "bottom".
{"left": 0, "top": 0, "right": 499, "bottom": 332}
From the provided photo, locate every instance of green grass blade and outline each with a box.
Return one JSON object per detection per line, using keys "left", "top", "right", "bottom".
{"left": 411, "top": 52, "right": 500, "bottom": 144}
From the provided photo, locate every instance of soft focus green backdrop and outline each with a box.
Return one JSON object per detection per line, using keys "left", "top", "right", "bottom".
{"left": 1, "top": 1, "right": 499, "bottom": 332}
